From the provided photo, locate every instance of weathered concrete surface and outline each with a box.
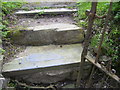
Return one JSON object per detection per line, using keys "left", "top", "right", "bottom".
{"left": 9, "top": 23, "right": 84, "bottom": 45}
{"left": 12, "top": 14, "right": 76, "bottom": 30}
{"left": 14, "top": 63, "right": 91, "bottom": 84}
{"left": 2, "top": 44, "right": 83, "bottom": 73}
{"left": 2, "top": 44, "right": 92, "bottom": 83}
{"left": 15, "top": 8, "right": 77, "bottom": 15}
{"left": 21, "top": 2, "right": 76, "bottom": 9}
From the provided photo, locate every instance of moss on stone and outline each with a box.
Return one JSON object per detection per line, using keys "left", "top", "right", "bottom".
{"left": 7, "top": 30, "right": 24, "bottom": 41}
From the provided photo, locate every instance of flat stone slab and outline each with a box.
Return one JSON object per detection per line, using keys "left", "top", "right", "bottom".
{"left": 27, "top": 23, "right": 80, "bottom": 31}
{"left": 21, "top": 2, "right": 76, "bottom": 9}
{"left": 9, "top": 23, "right": 84, "bottom": 45}
{"left": 15, "top": 8, "right": 77, "bottom": 15}
{"left": 2, "top": 44, "right": 83, "bottom": 75}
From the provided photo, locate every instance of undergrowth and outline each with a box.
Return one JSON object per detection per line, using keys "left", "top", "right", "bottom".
{"left": 76, "top": 2, "right": 120, "bottom": 75}
{"left": 0, "top": 1, "right": 24, "bottom": 54}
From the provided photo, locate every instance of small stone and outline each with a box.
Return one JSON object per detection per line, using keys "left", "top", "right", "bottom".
{"left": 37, "top": 21, "right": 40, "bottom": 23}
{"left": 111, "top": 69, "right": 116, "bottom": 74}
{"left": 60, "top": 45, "right": 62, "bottom": 48}
{"left": 103, "top": 85, "right": 107, "bottom": 88}
{"left": 101, "top": 61, "right": 105, "bottom": 66}
{"left": 73, "top": 13, "right": 77, "bottom": 17}
{"left": 19, "top": 62, "right": 21, "bottom": 65}
{"left": 80, "top": 20, "right": 85, "bottom": 23}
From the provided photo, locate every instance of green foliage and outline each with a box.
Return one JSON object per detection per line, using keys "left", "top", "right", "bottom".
{"left": 76, "top": 2, "right": 109, "bottom": 27}
{"left": 0, "top": 2, "right": 24, "bottom": 55}
{"left": 34, "top": 6, "right": 49, "bottom": 10}
{"left": 77, "top": 2, "right": 120, "bottom": 73}
{"left": 38, "top": 11, "right": 45, "bottom": 15}
{"left": 77, "top": 2, "right": 109, "bottom": 20}
{"left": 112, "top": 2, "right": 120, "bottom": 24}
{"left": 91, "top": 2, "right": 120, "bottom": 73}
{"left": 0, "top": 24, "right": 6, "bottom": 30}
{"left": 1, "top": 2, "right": 24, "bottom": 31}
{"left": 0, "top": 48, "right": 5, "bottom": 55}
{"left": 0, "top": 30, "right": 9, "bottom": 37}
{"left": 76, "top": 2, "right": 91, "bottom": 19}
{"left": 2, "top": 2, "right": 23, "bottom": 15}
{"left": 90, "top": 33, "right": 101, "bottom": 48}
{"left": 1, "top": 2, "right": 24, "bottom": 32}
{"left": 8, "top": 80, "right": 17, "bottom": 87}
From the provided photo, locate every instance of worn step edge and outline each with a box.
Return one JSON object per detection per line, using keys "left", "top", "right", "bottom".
{"left": 15, "top": 8, "right": 77, "bottom": 15}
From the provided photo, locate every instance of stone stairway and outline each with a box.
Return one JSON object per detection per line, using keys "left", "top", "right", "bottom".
{"left": 2, "top": 3, "right": 90, "bottom": 84}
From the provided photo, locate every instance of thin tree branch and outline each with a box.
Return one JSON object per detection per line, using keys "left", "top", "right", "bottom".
{"left": 95, "top": 2, "right": 113, "bottom": 63}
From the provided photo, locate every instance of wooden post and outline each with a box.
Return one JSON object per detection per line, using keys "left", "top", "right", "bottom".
{"left": 86, "top": 2, "right": 113, "bottom": 87}
{"left": 76, "top": 2, "right": 97, "bottom": 87}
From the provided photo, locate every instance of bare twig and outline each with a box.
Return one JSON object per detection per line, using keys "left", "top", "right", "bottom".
{"left": 85, "top": 9, "right": 106, "bottom": 19}
{"left": 95, "top": 2, "right": 113, "bottom": 63}
{"left": 15, "top": 80, "right": 56, "bottom": 90}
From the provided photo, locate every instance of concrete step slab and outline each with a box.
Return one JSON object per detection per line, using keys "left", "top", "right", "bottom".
{"left": 21, "top": 2, "right": 76, "bottom": 9}
{"left": 9, "top": 23, "right": 84, "bottom": 45}
{"left": 15, "top": 8, "right": 77, "bottom": 15}
{"left": 2, "top": 44, "right": 83, "bottom": 76}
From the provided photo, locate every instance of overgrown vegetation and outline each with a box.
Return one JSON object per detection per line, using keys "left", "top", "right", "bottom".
{"left": 1, "top": 2, "right": 24, "bottom": 29}
{"left": 77, "top": 2, "right": 120, "bottom": 75}
{"left": 0, "top": 2, "right": 24, "bottom": 55}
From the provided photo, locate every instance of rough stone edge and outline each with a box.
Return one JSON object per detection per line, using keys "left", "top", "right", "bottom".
{"left": 15, "top": 8, "right": 77, "bottom": 15}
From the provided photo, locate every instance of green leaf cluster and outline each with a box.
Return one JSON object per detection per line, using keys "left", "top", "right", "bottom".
{"left": 2, "top": 2, "right": 24, "bottom": 15}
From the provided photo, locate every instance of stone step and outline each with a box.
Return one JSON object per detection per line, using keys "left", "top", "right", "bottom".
{"left": 21, "top": 2, "right": 77, "bottom": 9}
{"left": 2, "top": 44, "right": 83, "bottom": 76}
{"left": 15, "top": 8, "right": 77, "bottom": 15}
{"left": 2, "top": 44, "right": 92, "bottom": 83}
{"left": 9, "top": 23, "right": 84, "bottom": 45}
